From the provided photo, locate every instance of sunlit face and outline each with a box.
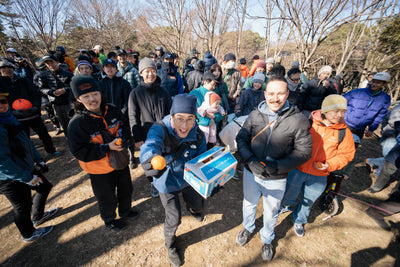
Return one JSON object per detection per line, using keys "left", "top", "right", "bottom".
{"left": 44, "top": 60, "right": 59, "bottom": 72}
{"left": 212, "top": 69, "right": 221, "bottom": 79}
{"left": 0, "top": 66, "right": 14, "bottom": 78}
{"left": 117, "top": 54, "right": 127, "bottom": 65}
{"left": 172, "top": 113, "right": 196, "bottom": 138}
{"left": 370, "top": 79, "right": 387, "bottom": 92}
{"left": 266, "top": 63, "right": 274, "bottom": 72}
{"left": 104, "top": 64, "right": 118, "bottom": 78}
{"left": 0, "top": 95, "right": 9, "bottom": 113}
{"left": 140, "top": 68, "right": 157, "bottom": 84}
{"left": 253, "top": 82, "right": 263, "bottom": 90}
{"left": 265, "top": 80, "right": 289, "bottom": 113}
{"left": 78, "top": 64, "right": 92, "bottom": 75}
{"left": 288, "top": 73, "right": 300, "bottom": 84}
{"left": 323, "top": 109, "right": 346, "bottom": 124}
{"left": 7, "top": 52, "right": 16, "bottom": 59}
{"left": 77, "top": 91, "right": 102, "bottom": 113}
{"left": 319, "top": 72, "right": 330, "bottom": 81}
{"left": 203, "top": 80, "right": 216, "bottom": 91}
{"left": 256, "top": 67, "right": 265, "bottom": 73}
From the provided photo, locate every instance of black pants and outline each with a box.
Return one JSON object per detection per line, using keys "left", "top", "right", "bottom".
{"left": 53, "top": 104, "right": 70, "bottom": 136}
{"left": 89, "top": 167, "right": 133, "bottom": 223}
{"left": 159, "top": 186, "right": 204, "bottom": 248}
{"left": 0, "top": 176, "right": 52, "bottom": 238}
{"left": 20, "top": 116, "right": 56, "bottom": 154}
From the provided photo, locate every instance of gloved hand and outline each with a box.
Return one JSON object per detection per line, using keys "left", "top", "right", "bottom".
{"left": 142, "top": 157, "right": 167, "bottom": 178}
{"left": 263, "top": 160, "right": 278, "bottom": 176}
{"left": 248, "top": 157, "right": 264, "bottom": 177}
{"left": 35, "top": 161, "right": 49, "bottom": 173}
{"left": 12, "top": 107, "right": 38, "bottom": 118}
{"left": 27, "top": 175, "right": 43, "bottom": 186}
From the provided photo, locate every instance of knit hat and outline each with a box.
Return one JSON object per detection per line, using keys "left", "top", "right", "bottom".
{"left": 170, "top": 94, "right": 197, "bottom": 115}
{"left": 321, "top": 95, "right": 347, "bottom": 113}
{"left": 102, "top": 58, "right": 117, "bottom": 68}
{"left": 318, "top": 65, "right": 333, "bottom": 77}
{"left": 56, "top": 46, "right": 66, "bottom": 55}
{"left": 224, "top": 53, "right": 236, "bottom": 62}
{"left": 291, "top": 61, "right": 300, "bottom": 68}
{"left": 209, "top": 92, "right": 221, "bottom": 104}
{"left": 139, "top": 57, "right": 157, "bottom": 73}
{"left": 266, "top": 58, "right": 275, "bottom": 64}
{"left": 253, "top": 72, "right": 265, "bottom": 84}
{"left": 256, "top": 60, "right": 266, "bottom": 69}
{"left": 71, "top": 74, "right": 101, "bottom": 99}
{"left": 372, "top": 72, "right": 391, "bottom": 82}
{"left": 77, "top": 60, "right": 92, "bottom": 69}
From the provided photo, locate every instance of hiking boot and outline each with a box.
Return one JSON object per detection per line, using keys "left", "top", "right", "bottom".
{"left": 188, "top": 208, "right": 203, "bottom": 222}
{"left": 236, "top": 228, "right": 251, "bottom": 246}
{"left": 278, "top": 206, "right": 291, "bottom": 215}
{"left": 294, "top": 223, "right": 304, "bottom": 237}
{"left": 22, "top": 226, "right": 53, "bottom": 242}
{"left": 33, "top": 207, "right": 59, "bottom": 227}
{"left": 105, "top": 219, "right": 127, "bottom": 231}
{"left": 151, "top": 182, "right": 159, "bottom": 198}
{"left": 121, "top": 210, "right": 139, "bottom": 220}
{"left": 261, "top": 243, "right": 274, "bottom": 261}
{"left": 167, "top": 246, "right": 182, "bottom": 267}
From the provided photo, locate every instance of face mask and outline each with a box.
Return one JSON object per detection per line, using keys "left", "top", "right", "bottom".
{"left": 227, "top": 61, "right": 235, "bottom": 69}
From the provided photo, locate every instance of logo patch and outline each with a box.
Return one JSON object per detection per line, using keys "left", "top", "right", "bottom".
{"left": 78, "top": 83, "right": 93, "bottom": 91}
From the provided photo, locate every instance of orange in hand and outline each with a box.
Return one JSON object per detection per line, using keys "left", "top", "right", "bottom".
{"left": 315, "top": 161, "right": 324, "bottom": 168}
{"left": 151, "top": 155, "right": 166, "bottom": 170}
{"left": 115, "top": 138, "right": 122, "bottom": 146}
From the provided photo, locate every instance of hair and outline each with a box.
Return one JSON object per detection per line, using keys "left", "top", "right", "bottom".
{"left": 287, "top": 68, "right": 301, "bottom": 77}
{"left": 209, "top": 63, "right": 223, "bottom": 82}
{"left": 107, "top": 51, "right": 117, "bottom": 59}
{"left": 271, "top": 64, "right": 286, "bottom": 78}
{"left": 88, "top": 50, "right": 97, "bottom": 58}
{"left": 266, "top": 76, "right": 288, "bottom": 90}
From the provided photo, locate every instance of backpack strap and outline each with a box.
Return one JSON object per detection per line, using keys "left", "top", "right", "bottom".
{"left": 338, "top": 128, "right": 346, "bottom": 145}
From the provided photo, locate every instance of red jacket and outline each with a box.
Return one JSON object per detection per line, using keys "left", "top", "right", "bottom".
{"left": 249, "top": 59, "right": 260, "bottom": 77}
{"left": 298, "top": 110, "right": 355, "bottom": 176}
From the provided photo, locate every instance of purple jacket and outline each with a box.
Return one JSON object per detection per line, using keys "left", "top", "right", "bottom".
{"left": 344, "top": 87, "right": 391, "bottom": 132}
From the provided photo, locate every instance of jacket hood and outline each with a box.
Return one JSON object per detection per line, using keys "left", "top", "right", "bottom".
{"left": 311, "top": 109, "right": 347, "bottom": 130}
{"left": 257, "top": 100, "right": 291, "bottom": 116}
{"left": 204, "top": 51, "right": 213, "bottom": 58}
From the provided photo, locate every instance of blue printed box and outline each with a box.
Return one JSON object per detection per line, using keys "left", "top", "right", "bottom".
{"left": 184, "top": 146, "right": 237, "bottom": 199}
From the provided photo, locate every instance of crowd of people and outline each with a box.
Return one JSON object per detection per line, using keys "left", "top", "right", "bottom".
{"left": 0, "top": 44, "right": 399, "bottom": 266}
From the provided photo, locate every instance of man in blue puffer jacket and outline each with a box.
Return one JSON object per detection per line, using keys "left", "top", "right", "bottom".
{"left": 344, "top": 72, "right": 391, "bottom": 140}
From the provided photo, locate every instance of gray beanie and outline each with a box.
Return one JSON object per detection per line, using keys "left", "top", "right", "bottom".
{"left": 139, "top": 57, "right": 157, "bottom": 74}
{"left": 318, "top": 65, "right": 332, "bottom": 77}
{"left": 253, "top": 72, "right": 265, "bottom": 84}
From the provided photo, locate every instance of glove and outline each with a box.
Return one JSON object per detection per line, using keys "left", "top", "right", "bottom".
{"left": 142, "top": 157, "right": 167, "bottom": 178}
{"left": 35, "top": 161, "right": 49, "bottom": 173}
{"left": 27, "top": 175, "right": 43, "bottom": 187}
{"left": 12, "top": 107, "right": 38, "bottom": 118}
{"left": 263, "top": 160, "right": 278, "bottom": 176}
{"left": 248, "top": 157, "right": 264, "bottom": 177}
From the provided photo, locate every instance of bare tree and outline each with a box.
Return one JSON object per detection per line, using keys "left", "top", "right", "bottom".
{"left": 233, "top": 0, "right": 248, "bottom": 57}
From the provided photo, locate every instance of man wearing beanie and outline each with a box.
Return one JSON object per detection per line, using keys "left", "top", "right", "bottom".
{"left": 243, "top": 60, "right": 268, "bottom": 91}
{"left": 265, "top": 58, "right": 275, "bottom": 78}
{"left": 128, "top": 57, "right": 171, "bottom": 196}
{"left": 297, "top": 65, "right": 337, "bottom": 118}
{"left": 235, "top": 72, "right": 265, "bottom": 117}
{"left": 68, "top": 74, "right": 138, "bottom": 232}
{"left": 222, "top": 53, "right": 242, "bottom": 113}
{"left": 140, "top": 94, "right": 206, "bottom": 267}
{"left": 279, "top": 94, "right": 355, "bottom": 237}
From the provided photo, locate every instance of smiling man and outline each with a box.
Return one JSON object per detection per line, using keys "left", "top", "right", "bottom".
{"left": 235, "top": 76, "right": 312, "bottom": 262}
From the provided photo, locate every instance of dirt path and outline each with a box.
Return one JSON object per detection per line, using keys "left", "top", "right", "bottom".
{"left": 0, "top": 129, "right": 399, "bottom": 266}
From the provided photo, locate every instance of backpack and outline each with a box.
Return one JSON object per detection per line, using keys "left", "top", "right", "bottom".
{"left": 157, "top": 121, "right": 204, "bottom": 165}
{"left": 338, "top": 128, "right": 346, "bottom": 145}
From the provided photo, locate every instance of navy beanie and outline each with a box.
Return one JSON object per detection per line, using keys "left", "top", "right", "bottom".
{"left": 170, "top": 94, "right": 197, "bottom": 116}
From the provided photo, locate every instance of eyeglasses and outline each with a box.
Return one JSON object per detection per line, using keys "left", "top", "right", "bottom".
{"left": 173, "top": 117, "right": 196, "bottom": 126}
{"left": 0, "top": 99, "right": 8, "bottom": 104}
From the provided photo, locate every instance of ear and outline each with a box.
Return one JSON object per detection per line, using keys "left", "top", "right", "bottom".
{"left": 76, "top": 97, "right": 83, "bottom": 104}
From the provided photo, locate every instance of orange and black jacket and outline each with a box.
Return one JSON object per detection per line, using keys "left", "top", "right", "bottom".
{"left": 67, "top": 104, "right": 130, "bottom": 174}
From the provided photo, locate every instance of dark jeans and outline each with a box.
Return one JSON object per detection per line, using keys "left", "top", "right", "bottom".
{"left": 159, "top": 186, "right": 204, "bottom": 248}
{"left": 0, "top": 176, "right": 52, "bottom": 238}
{"left": 53, "top": 104, "right": 70, "bottom": 136}
{"left": 89, "top": 167, "right": 133, "bottom": 223}
{"left": 20, "top": 116, "right": 56, "bottom": 154}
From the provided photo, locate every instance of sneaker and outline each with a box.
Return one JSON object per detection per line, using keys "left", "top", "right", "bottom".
{"left": 151, "top": 182, "right": 159, "bottom": 198}
{"left": 105, "top": 219, "right": 127, "bottom": 231}
{"left": 294, "top": 223, "right": 304, "bottom": 237}
{"left": 368, "top": 187, "right": 381, "bottom": 193}
{"left": 33, "top": 207, "right": 59, "bottom": 227}
{"left": 22, "top": 226, "right": 53, "bottom": 242}
{"left": 188, "top": 208, "right": 203, "bottom": 222}
{"left": 48, "top": 151, "right": 62, "bottom": 157}
{"left": 121, "top": 210, "right": 139, "bottom": 220}
{"left": 278, "top": 206, "right": 291, "bottom": 215}
{"left": 236, "top": 228, "right": 251, "bottom": 246}
{"left": 365, "top": 159, "right": 379, "bottom": 174}
{"left": 261, "top": 243, "right": 274, "bottom": 261}
{"left": 167, "top": 246, "right": 182, "bottom": 267}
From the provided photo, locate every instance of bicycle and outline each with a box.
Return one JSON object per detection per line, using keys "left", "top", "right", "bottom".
{"left": 319, "top": 173, "right": 345, "bottom": 217}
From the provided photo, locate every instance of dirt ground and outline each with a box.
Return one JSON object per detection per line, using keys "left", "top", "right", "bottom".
{"left": 1, "top": 123, "right": 400, "bottom": 267}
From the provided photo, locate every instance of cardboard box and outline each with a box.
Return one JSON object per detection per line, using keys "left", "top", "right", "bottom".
{"left": 184, "top": 146, "right": 237, "bottom": 199}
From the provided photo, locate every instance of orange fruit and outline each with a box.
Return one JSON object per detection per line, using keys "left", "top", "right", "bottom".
{"left": 315, "top": 161, "right": 324, "bottom": 168}
{"left": 151, "top": 155, "right": 166, "bottom": 170}
{"left": 115, "top": 138, "right": 122, "bottom": 146}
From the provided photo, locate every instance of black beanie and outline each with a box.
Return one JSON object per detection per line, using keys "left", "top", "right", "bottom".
{"left": 71, "top": 74, "right": 101, "bottom": 98}
{"left": 170, "top": 94, "right": 197, "bottom": 116}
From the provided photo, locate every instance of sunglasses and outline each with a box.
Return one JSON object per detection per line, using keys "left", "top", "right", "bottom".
{"left": 0, "top": 99, "right": 8, "bottom": 104}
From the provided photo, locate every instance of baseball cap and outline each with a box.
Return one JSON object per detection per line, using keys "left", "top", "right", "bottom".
{"left": 117, "top": 49, "right": 127, "bottom": 56}
{"left": 41, "top": 54, "right": 57, "bottom": 62}
{"left": 6, "top": 48, "right": 17, "bottom": 53}
{"left": 93, "top": 45, "right": 102, "bottom": 50}
{"left": 102, "top": 58, "right": 117, "bottom": 68}
{"left": 372, "top": 72, "right": 391, "bottom": 82}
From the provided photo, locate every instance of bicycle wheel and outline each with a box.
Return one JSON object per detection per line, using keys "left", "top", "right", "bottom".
{"left": 323, "top": 196, "right": 339, "bottom": 216}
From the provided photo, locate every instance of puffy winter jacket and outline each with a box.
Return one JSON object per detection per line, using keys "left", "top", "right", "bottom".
{"left": 184, "top": 60, "right": 205, "bottom": 93}
{"left": 297, "top": 78, "right": 337, "bottom": 112}
{"left": 344, "top": 87, "right": 391, "bottom": 132}
{"left": 99, "top": 73, "right": 132, "bottom": 116}
{"left": 203, "top": 51, "right": 217, "bottom": 72}
{"left": 117, "top": 61, "right": 140, "bottom": 90}
{"left": 235, "top": 88, "right": 265, "bottom": 117}
{"left": 37, "top": 68, "right": 73, "bottom": 105}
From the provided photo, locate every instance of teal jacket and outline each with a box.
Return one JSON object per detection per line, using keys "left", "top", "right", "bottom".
{"left": 189, "top": 86, "right": 223, "bottom": 126}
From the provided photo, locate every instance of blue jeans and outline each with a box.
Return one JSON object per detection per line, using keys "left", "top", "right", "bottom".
{"left": 242, "top": 168, "right": 286, "bottom": 244}
{"left": 281, "top": 169, "right": 326, "bottom": 225}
